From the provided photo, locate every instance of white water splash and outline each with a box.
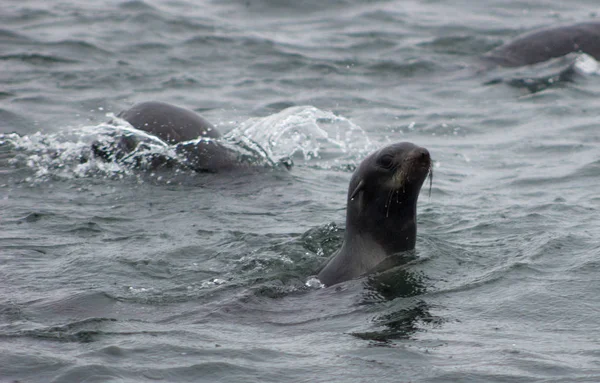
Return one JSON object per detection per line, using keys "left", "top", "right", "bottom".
{"left": 1, "top": 106, "right": 375, "bottom": 183}
{"left": 2, "top": 128, "right": 120, "bottom": 181}
{"left": 227, "top": 106, "right": 375, "bottom": 166}
{"left": 0, "top": 119, "right": 181, "bottom": 182}
{"left": 199, "top": 278, "right": 227, "bottom": 289}
{"left": 573, "top": 53, "right": 600, "bottom": 75}
{"left": 305, "top": 277, "right": 325, "bottom": 289}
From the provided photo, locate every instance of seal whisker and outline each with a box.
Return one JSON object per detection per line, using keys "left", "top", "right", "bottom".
{"left": 428, "top": 165, "right": 433, "bottom": 198}
{"left": 385, "top": 187, "right": 394, "bottom": 218}
{"left": 395, "top": 169, "right": 406, "bottom": 190}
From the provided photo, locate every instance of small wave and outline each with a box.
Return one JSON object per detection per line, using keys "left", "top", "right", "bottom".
{"left": 48, "top": 39, "right": 113, "bottom": 56}
{"left": 418, "top": 34, "right": 495, "bottom": 56}
{"left": 0, "top": 53, "right": 78, "bottom": 65}
{"left": 506, "top": 160, "right": 600, "bottom": 187}
{"left": 18, "top": 211, "right": 58, "bottom": 223}
{"left": 0, "top": 317, "right": 117, "bottom": 343}
{"left": 365, "top": 59, "right": 440, "bottom": 78}
{"left": 301, "top": 222, "right": 343, "bottom": 258}
{"left": 0, "top": 28, "right": 33, "bottom": 43}
{"left": 118, "top": 0, "right": 159, "bottom": 11}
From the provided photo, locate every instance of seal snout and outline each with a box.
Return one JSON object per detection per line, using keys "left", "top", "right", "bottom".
{"left": 407, "top": 146, "right": 431, "bottom": 170}
{"left": 415, "top": 147, "right": 430, "bottom": 162}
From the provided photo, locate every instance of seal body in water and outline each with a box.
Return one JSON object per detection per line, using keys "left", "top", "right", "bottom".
{"left": 317, "top": 142, "right": 432, "bottom": 287}
{"left": 473, "top": 22, "right": 600, "bottom": 92}
{"left": 118, "top": 101, "right": 221, "bottom": 144}
{"left": 481, "top": 21, "right": 600, "bottom": 68}
{"left": 93, "top": 101, "right": 249, "bottom": 172}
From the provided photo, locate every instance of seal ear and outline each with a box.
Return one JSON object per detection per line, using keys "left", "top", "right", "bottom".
{"left": 349, "top": 179, "right": 365, "bottom": 201}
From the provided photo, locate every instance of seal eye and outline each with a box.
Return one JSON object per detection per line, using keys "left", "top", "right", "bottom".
{"left": 377, "top": 154, "right": 395, "bottom": 169}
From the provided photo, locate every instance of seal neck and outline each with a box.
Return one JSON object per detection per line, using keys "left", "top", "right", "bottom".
{"left": 345, "top": 189, "right": 419, "bottom": 255}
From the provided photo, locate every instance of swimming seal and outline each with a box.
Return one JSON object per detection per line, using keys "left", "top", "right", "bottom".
{"left": 475, "top": 22, "right": 600, "bottom": 92}
{"left": 317, "top": 142, "right": 432, "bottom": 287}
{"left": 482, "top": 21, "right": 600, "bottom": 67}
{"left": 93, "top": 101, "right": 248, "bottom": 172}
{"left": 118, "top": 101, "right": 220, "bottom": 143}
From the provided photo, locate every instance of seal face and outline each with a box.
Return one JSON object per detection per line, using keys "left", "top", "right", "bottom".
{"left": 317, "top": 142, "right": 431, "bottom": 287}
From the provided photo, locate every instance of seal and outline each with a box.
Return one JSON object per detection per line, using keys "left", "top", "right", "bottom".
{"left": 93, "top": 101, "right": 245, "bottom": 172}
{"left": 482, "top": 21, "right": 600, "bottom": 67}
{"left": 117, "top": 101, "right": 220, "bottom": 144}
{"left": 475, "top": 22, "right": 600, "bottom": 92}
{"left": 317, "top": 142, "right": 432, "bottom": 287}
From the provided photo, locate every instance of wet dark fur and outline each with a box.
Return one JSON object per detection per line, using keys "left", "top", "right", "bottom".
{"left": 482, "top": 21, "right": 600, "bottom": 68}
{"left": 93, "top": 102, "right": 240, "bottom": 172}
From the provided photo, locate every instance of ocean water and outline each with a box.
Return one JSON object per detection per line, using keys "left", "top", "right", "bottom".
{"left": 2, "top": 1, "right": 600, "bottom": 382}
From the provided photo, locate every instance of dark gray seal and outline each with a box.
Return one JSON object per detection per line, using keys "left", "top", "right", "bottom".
{"left": 120, "top": 101, "right": 241, "bottom": 171}
{"left": 481, "top": 21, "right": 600, "bottom": 68}
{"left": 93, "top": 101, "right": 268, "bottom": 172}
{"left": 475, "top": 22, "right": 600, "bottom": 92}
{"left": 118, "top": 101, "right": 221, "bottom": 144}
{"left": 317, "top": 142, "right": 432, "bottom": 287}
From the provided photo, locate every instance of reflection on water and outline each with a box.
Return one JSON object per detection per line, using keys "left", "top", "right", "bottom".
{"left": 353, "top": 261, "right": 442, "bottom": 342}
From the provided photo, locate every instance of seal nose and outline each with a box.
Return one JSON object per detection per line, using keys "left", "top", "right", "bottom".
{"left": 415, "top": 147, "right": 430, "bottom": 162}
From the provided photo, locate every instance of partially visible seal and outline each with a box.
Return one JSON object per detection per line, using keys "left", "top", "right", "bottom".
{"left": 475, "top": 22, "right": 600, "bottom": 92}
{"left": 482, "top": 21, "right": 600, "bottom": 67}
{"left": 93, "top": 101, "right": 260, "bottom": 172}
{"left": 118, "top": 101, "right": 220, "bottom": 143}
{"left": 317, "top": 142, "right": 432, "bottom": 287}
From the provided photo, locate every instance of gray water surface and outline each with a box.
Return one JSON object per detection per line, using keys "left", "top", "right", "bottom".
{"left": 2, "top": 1, "right": 600, "bottom": 382}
